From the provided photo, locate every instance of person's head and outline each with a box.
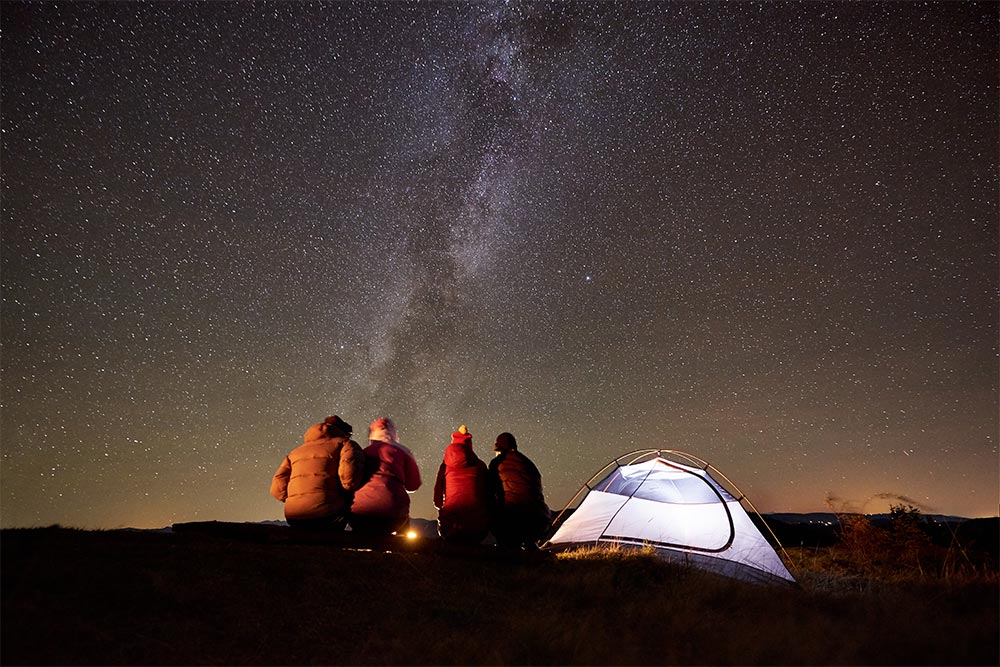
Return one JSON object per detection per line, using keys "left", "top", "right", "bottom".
{"left": 451, "top": 424, "right": 472, "bottom": 447}
{"left": 323, "top": 415, "right": 352, "bottom": 438}
{"left": 494, "top": 432, "right": 517, "bottom": 453}
{"left": 369, "top": 417, "right": 397, "bottom": 444}
{"left": 305, "top": 415, "right": 352, "bottom": 441}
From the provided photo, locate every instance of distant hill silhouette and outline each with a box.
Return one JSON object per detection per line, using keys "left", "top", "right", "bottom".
{"left": 757, "top": 512, "right": 999, "bottom": 560}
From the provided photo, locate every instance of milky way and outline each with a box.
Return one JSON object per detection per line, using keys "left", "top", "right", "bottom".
{"left": 2, "top": 1, "right": 997, "bottom": 528}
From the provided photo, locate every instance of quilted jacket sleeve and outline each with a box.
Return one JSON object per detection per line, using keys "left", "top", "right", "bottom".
{"left": 433, "top": 461, "right": 446, "bottom": 509}
{"left": 403, "top": 449, "right": 422, "bottom": 492}
{"left": 486, "top": 457, "right": 504, "bottom": 511}
{"left": 339, "top": 439, "right": 364, "bottom": 491}
{"left": 270, "top": 456, "right": 291, "bottom": 502}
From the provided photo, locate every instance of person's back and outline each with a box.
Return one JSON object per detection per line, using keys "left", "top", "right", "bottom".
{"left": 488, "top": 432, "right": 550, "bottom": 549}
{"left": 270, "top": 415, "right": 363, "bottom": 529}
{"left": 434, "top": 425, "right": 489, "bottom": 543}
{"left": 351, "top": 417, "right": 421, "bottom": 535}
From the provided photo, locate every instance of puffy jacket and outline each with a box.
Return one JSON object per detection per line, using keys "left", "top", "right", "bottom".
{"left": 351, "top": 421, "right": 421, "bottom": 522}
{"left": 488, "top": 449, "right": 547, "bottom": 514}
{"left": 433, "top": 430, "right": 489, "bottom": 541}
{"left": 270, "top": 422, "right": 364, "bottom": 521}
{"left": 487, "top": 447, "right": 551, "bottom": 547}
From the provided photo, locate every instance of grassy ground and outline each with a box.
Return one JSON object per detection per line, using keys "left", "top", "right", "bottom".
{"left": 2, "top": 524, "right": 997, "bottom": 666}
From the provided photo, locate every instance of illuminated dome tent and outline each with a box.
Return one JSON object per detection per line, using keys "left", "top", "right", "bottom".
{"left": 541, "top": 450, "right": 797, "bottom": 586}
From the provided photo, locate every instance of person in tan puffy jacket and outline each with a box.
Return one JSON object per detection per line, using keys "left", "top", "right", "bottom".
{"left": 270, "top": 415, "right": 364, "bottom": 529}
{"left": 350, "top": 417, "right": 422, "bottom": 535}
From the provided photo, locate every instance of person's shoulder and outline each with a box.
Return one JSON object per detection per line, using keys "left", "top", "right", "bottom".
{"left": 291, "top": 437, "right": 343, "bottom": 459}
{"left": 291, "top": 438, "right": 323, "bottom": 453}
{"left": 392, "top": 441, "right": 415, "bottom": 457}
{"left": 521, "top": 451, "right": 541, "bottom": 470}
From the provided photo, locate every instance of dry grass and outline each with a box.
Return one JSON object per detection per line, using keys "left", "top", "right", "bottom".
{"left": 781, "top": 510, "right": 1000, "bottom": 594}
{"left": 553, "top": 542, "right": 660, "bottom": 562}
{"left": 1, "top": 523, "right": 997, "bottom": 666}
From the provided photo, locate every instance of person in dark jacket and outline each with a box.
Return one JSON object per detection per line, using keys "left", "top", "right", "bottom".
{"left": 270, "top": 415, "right": 364, "bottom": 530}
{"left": 433, "top": 425, "right": 490, "bottom": 544}
{"left": 487, "top": 432, "right": 551, "bottom": 549}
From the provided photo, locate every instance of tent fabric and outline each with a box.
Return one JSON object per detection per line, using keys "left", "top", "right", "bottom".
{"left": 542, "top": 453, "right": 796, "bottom": 586}
{"left": 596, "top": 459, "right": 737, "bottom": 504}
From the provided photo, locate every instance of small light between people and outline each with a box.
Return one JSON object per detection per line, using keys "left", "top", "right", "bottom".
{"left": 406, "top": 530, "right": 418, "bottom": 539}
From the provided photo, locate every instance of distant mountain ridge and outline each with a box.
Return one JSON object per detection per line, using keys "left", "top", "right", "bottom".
{"left": 764, "top": 512, "right": 974, "bottom": 525}
{"left": 126, "top": 512, "right": 986, "bottom": 533}
{"left": 758, "top": 512, "right": 999, "bottom": 554}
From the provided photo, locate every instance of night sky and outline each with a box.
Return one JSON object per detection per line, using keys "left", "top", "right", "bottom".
{"left": 2, "top": 1, "right": 997, "bottom": 530}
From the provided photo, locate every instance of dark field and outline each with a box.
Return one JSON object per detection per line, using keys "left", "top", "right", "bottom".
{"left": 2, "top": 521, "right": 998, "bottom": 666}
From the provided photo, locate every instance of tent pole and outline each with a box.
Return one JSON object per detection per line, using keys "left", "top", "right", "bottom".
{"left": 707, "top": 462, "right": 800, "bottom": 577}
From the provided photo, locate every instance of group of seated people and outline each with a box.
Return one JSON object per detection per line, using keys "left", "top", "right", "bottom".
{"left": 269, "top": 415, "right": 551, "bottom": 549}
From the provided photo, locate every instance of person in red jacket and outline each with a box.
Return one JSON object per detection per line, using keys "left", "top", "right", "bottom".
{"left": 487, "top": 432, "right": 551, "bottom": 549}
{"left": 350, "top": 417, "right": 422, "bottom": 535}
{"left": 433, "top": 425, "right": 490, "bottom": 544}
{"left": 270, "top": 415, "right": 364, "bottom": 530}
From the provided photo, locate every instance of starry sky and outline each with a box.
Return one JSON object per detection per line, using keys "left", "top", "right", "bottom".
{"left": 2, "top": 1, "right": 997, "bottom": 530}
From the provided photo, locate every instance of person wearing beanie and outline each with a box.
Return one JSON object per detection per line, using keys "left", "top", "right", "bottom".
{"left": 433, "top": 425, "right": 490, "bottom": 544}
{"left": 350, "top": 417, "right": 422, "bottom": 535}
{"left": 487, "top": 431, "right": 551, "bottom": 549}
{"left": 270, "top": 415, "right": 364, "bottom": 529}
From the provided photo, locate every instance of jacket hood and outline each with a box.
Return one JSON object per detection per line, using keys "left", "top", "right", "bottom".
{"left": 368, "top": 418, "right": 415, "bottom": 457}
{"left": 304, "top": 415, "right": 352, "bottom": 442}
{"left": 450, "top": 425, "right": 473, "bottom": 447}
{"left": 369, "top": 417, "right": 398, "bottom": 445}
{"left": 303, "top": 423, "right": 327, "bottom": 442}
